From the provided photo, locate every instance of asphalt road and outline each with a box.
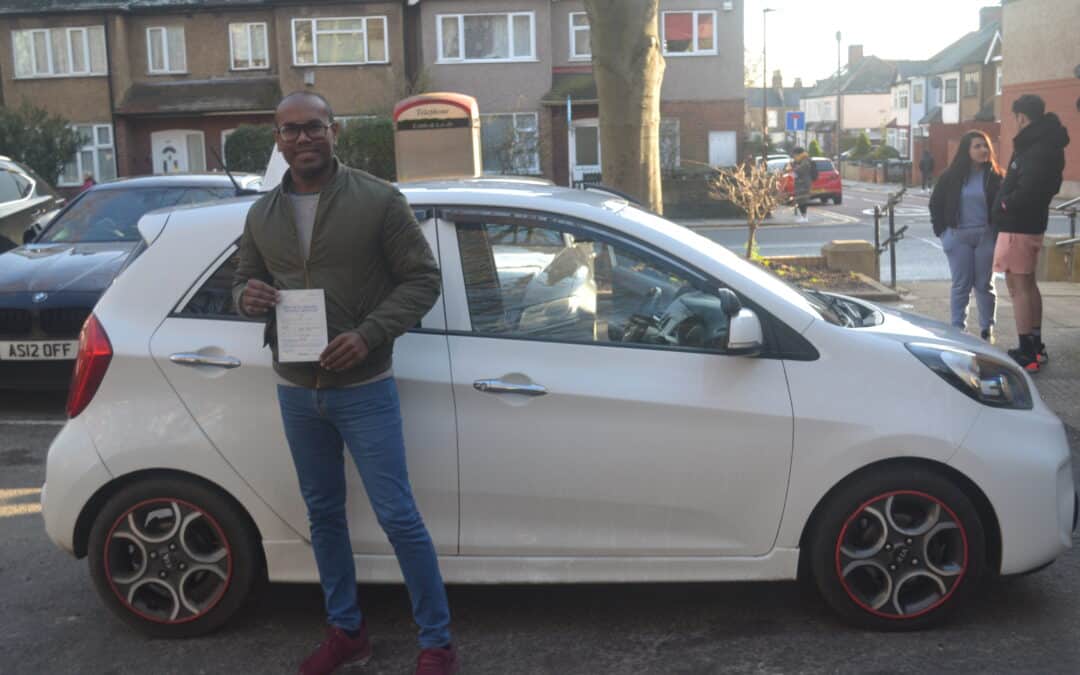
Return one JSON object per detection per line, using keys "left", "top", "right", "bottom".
{"left": 698, "top": 183, "right": 1078, "bottom": 283}
{"left": 3, "top": 389, "right": 1080, "bottom": 674}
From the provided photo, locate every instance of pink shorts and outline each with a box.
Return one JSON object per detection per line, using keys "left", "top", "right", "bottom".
{"left": 993, "top": 232, "right": 1043, "bottom": 274}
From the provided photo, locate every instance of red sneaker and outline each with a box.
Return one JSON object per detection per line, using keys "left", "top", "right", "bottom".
{"left": 299, "top": 624, "right": 372, "bottom": 675}
{"left": 415, "top": 644, "right": 460, "bottom": 675}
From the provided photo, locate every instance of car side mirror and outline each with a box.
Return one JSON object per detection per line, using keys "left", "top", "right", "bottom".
{"left": 727, "top": 309, "right": 764, "bottom": 356}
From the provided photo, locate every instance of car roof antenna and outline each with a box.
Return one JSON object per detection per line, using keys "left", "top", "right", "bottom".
{"left": 208, "top": 145, "right": 259, "bottom": 196}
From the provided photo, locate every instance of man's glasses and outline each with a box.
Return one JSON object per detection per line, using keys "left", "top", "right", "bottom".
{"left": 275, "top": 121, "right": 332, "bottom": 142}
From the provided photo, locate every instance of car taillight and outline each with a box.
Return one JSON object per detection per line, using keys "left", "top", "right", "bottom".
{"left": 67, "top": 314, "right": 112, "bottom": 418}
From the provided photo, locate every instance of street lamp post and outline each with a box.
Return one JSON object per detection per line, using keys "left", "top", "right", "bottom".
{"left": 836, "top": 31, "right": 842, "bottom": 158}
{"left": 762, "top": 8, "right": 776, "bottom": 155}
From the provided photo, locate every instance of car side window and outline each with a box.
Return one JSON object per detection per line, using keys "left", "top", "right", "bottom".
{"left": 0, "top": 171, "right": 25, "bottom": 204}
{"left": 456, "top": 219, "right": 728, "bottom": 350}
{"left": 176, "top": 188, "right": 236, "bottom": 206}
{"left": 178, "top": 249, "right": 258, "bottom": 320}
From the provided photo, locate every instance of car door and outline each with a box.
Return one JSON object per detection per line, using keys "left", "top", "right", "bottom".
{"left": 148, "top": 216, "right": 459, "bottom": 554}
{"left": 439, "top": 208, "right": 794, "bottom": 557}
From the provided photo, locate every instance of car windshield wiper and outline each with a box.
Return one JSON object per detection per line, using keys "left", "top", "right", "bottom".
{"left": 803, "top": 288, "right": 859, "bottom": 327}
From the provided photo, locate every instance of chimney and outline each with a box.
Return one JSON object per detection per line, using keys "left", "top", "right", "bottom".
{"left": 772, "top": 70, "right": 783, "bottom": 90}
{"left": 980, "top": 6, "right": 1002, "bottom": 28}
{"left": 848, "top": 45, "right": 864, "bottom": 67}
{"left": 793, "top": 77, "right": 803, "bottom": 89}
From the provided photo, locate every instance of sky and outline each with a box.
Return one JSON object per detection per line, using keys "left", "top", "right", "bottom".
{"left": 742, "top": 0, "right": 1000, "bottom": 87}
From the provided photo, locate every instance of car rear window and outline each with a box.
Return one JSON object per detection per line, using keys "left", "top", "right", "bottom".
{"left": 814, "top": 160, "right": 835, "bottom": 173}
{"left": 38, "top": 187, "right": 189, "bottom": 243}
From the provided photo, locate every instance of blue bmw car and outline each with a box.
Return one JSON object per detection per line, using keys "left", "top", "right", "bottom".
{"left": 0, "top": 173, "right": 260, "bottom": 390}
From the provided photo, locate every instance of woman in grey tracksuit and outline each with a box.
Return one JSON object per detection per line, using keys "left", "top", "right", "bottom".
{"left": 929, "top": 130, "right": 1003, "bottom": 340}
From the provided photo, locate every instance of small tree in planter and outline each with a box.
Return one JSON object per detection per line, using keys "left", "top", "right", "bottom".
{"left": 709, "top": 159, "right": 780, "bottom": 259}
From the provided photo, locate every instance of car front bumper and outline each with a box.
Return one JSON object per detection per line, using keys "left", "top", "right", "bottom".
{"left": 949, "top": 404, "right": 1075, "bottom": 575}
{"left": 41, "top": 415, "right": 112, "bottom": 556}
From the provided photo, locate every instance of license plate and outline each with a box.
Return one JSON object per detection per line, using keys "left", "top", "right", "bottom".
{"left": 0, "top": 340, "right": 79, "bottom": 361}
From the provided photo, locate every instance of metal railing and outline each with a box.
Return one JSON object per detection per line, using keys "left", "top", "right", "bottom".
{"left": 1052, "top": 195, "right": 1079, "bottom": 251}
{"left": 872, "top": 187, "right": 907, "bottom": 289}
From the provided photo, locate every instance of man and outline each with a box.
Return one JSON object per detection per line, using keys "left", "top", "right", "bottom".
{"left": 233, "top": 91, "right": 458, "bottom": 675}
{"left": 919, "top": 149, "right": 934, "bottom": 192}
{"left": 791, "top": 147, "right": 813, "bottom": 223}
{"left": 992, "top": 94, "right": 1070, "bottom": 372}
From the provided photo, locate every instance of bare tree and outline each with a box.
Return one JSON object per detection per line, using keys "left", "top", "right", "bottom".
{"left": 584, "top": 0, "right": 666, "bottom": 213}
{"left": 710, "top": 160, "right": 780, "bottom": 259}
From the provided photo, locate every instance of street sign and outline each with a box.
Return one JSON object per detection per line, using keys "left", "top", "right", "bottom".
{"left": 786, "top": 111, "right": 805, "bottom": 132}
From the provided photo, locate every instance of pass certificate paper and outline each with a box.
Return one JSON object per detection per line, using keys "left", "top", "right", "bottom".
{"left": 276, "top": 289, "right": 329, "bottom": 362}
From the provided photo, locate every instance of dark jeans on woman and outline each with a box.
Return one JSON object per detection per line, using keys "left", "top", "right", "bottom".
{"left": 942, "top": 226, "right": 996, "bottom": 331}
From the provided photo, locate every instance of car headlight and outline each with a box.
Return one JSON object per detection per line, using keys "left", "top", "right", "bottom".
{"left": 906, "top": 342, "right": 1032, "bottom": 409}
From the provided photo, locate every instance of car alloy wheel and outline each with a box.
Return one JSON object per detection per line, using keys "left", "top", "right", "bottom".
{"left": 836, "top": 490, "right": 967, "bottom": 619}
{"left": 88, "top": 478, "right": 261, "bottom": 637}
{"left": 809, "top": 465, "right": 986, "bottom": 630}
{"left": 103, "top": 498, "right": 233, "bottom": 624}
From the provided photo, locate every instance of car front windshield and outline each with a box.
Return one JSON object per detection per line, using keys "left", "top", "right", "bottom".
{"left": 39, "top": 188, "right": 187, "bottom": 244}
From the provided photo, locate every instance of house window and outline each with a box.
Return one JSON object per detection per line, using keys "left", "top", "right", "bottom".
{"left": 899, "top": 88, "right": 909, "bottom": 109}
{"left": 944, "top": 77, "right": 958, "bottom": 104}
{"left": 438, "top": 12, "right": 535, "bottom": 63}
{"left": 292, "top": 17, "right": 388, "bottom": 66}
{"left": 147, "top": 26, "right": 187, "bottom": 73}
{"left": 995, "top": 66, "right": 1002, "bottom": 95}
{"left": 59, "top": 124, "right": 116, "bottom": 186}
{"left": 569, "top": 12, "right": 590, "bottom": 60}
{"left": 480, "top": 112, "right": 540, "bottom": 175}
{"left": 898, "top": 129, "right": 909, "bottom": 158}
{"left": 230, "top": 22, "right": 269, "bottom": 70}
{"left": 12, "top": 26, "right": 107, "bottom": 78}
{"left": 661, "top": 11, "right": 717, "bottom": 55}
{"left": 660, "top": 118, "right": 680, "bottom": 172}
{"left": 913, "top": 82, "right": 924, "bottom": 104}
{"left": 963, "top": 71, "right": 979, "bottom": 98}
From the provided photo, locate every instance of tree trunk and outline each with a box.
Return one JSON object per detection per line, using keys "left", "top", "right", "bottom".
{"left": 584, "top": 0, "right": 666, "bottom": 213}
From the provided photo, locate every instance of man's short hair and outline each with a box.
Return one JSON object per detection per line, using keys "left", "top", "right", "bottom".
{"left": 277, "top": 90, "right": 335, "bottom": 122}
{"left": 1012, "top": 94, "right": 1045, "bottom": 120}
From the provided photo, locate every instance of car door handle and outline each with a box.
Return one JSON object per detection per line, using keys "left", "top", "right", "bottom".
{"left": 170, "top": 353, "right": 242, "bottom": 369}
{"left": 473, "top": 379, "right": 548, "bottom": 396}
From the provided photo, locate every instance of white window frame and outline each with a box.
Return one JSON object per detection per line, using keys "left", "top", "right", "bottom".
{"left": 436, "top": 12, "right": 537, "bottom": 64}
{"left": 480, "top": 112, "right": 541, "bottom": 175}
{"left": 11, "top": 26, "right": 107, "bottom": 79}
{"left": 660, "top": 10, "right": 718, "bottom": 57}
{"left": 569, "top": 12, "right": 590, "bottom": 61}
{"left": 146, "top": 26, "right": 187, "bottom": 74}
{"left": 229, "top": 22, "right": 269, "bottom": 71}
{"left": 913, "top": 82, "right": 924, "bottom": 104}
{"left": 58, "top": 123, "right": 115, "bottom": 187}
{"left": 995, "top": 66, "right": 1003, "bottom": 96}
{"left": 899, "top": 87, "right": 909, "bottom": 110}
{"left": 291, "top": 16, "right": 389, "bottom": 67}
{"left": 944, "top": 76, "right": 959, "bottom": 104}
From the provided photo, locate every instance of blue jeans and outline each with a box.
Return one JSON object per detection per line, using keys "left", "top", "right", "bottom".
{"left": 276, "top": 378, "right": 451, "bottom": 648}
{"left": 942, "top": 226, "right": 997, "bottom": 332}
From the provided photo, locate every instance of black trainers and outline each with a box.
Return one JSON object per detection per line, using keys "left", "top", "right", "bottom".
{"left": 1036, "top": 340, "right": 1048, "bottom": 365}
{"left": 980, "top": 327, "right": 994, "bottom": 344}
{"left": 1008, "top": 347, "right": 1040, "bottom": 373}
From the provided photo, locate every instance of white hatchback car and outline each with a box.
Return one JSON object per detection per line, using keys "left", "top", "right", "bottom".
{"left": 42, "top": 180, "right": 1074, "bottom": 638}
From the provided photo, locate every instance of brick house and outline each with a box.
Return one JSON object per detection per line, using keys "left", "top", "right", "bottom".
{"left": 745, "top": 71, "right": 808, "bottom": 149}
{"left": 891, "top": 7, "right": 1001, "bottom": 181}
{"left": 999, "top": 0, "right": 1080, "bottom": 197}
{"left": 412, "top": 0, "right": 745, "bottom": 186}
{"left": 0, "top": 0, "right": 410, "bottom": 190}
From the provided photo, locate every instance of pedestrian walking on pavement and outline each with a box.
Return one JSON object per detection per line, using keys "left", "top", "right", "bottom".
{"left": 929, "top": 130, "right": 1003, "bottom": 341}
{"left": 991, "top": 94, "right": 1071, "bottom": 373}
{"left": 791, "top": 147, "right": 813, "bottom": 223}
{"left": 233, "top": 91, "right": 459, "bottom": 675}
{"left": 919, "top": 149, "right": 935, "bottom": 191}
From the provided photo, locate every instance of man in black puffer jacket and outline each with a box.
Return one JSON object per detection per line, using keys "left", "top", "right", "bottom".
{"left": 991, "top": 94, "right": 1071, "bottom": 372}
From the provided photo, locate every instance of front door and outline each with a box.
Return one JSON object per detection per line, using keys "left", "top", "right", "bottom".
{"left": 148, "top": 218, "right": 459, "bottom": 555}
{"left": 570, "top": 119, "right": 601, "bottom": 184}
{"left": 438, "top": 209, "right": 794, "bottom": 557}
{"left": 151, "top": 130, "right": 206, "bottom": 174}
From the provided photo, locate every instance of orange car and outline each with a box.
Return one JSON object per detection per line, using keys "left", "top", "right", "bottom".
{"left": 781, "top": 157, "right": 843, "bottom": 205}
